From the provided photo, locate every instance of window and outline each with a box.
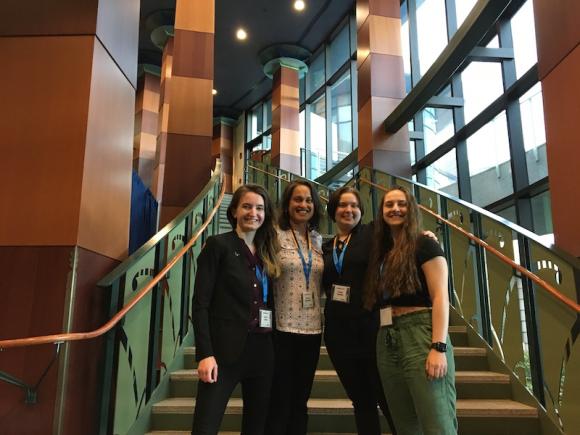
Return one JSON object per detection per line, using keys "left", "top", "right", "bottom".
{"left": 328, "top": 24, "right": 350, "bottom": 78}
{"left": 416, "top": 0, "right": 448, "bottom": 76}
{"left": 309, "top": 95, "right": 326, "bottom": 178}
{"left": 330, "top": 72, "right": 352, "bottom": 165}
{"left": 426, "top": 149, "right": 458, "bottom": 196}
{"left": 511, "top": 1, "right": 538, "bottom": 78}
{"left": 422, "top": 107, "right": 454, "bottom": 153}
{"left": 520, "top": 83, "right": 547, "bottom": 184}
{"left": 461, "top": 61, "right": 504, "bottom": 123}
{"left": 531, "top": 191, "right": 553, "bottom": 236}
{"left": 307, "top": 52, "right": 325, "bottom": 98}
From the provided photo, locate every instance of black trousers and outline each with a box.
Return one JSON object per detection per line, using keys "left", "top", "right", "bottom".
{"left": 324, "top": 313, "right": 397, "bottom": 435}
{"left": 265, "top": 330, "right": 322, "bottom": 435}
{"left": 191, "top": 333, "right": 274, "bottom": 435}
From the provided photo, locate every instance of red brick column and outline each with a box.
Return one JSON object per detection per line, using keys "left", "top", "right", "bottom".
{"left": 356, "top": 0, "right": 410, "bottom": 176}
{"left": 533, "top": 0, "right": 580, "bottom": 256}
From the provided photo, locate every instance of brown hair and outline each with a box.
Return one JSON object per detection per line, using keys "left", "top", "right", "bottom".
{"left": 277, "top": 180, "right": 323, "bottom": 231}
{"left": 363, "top": 186, "right": 422, "bottom": 309}
{"left": 227, "top": 184, "right": 281, "bottom": 277}
{"left": 326, "top": 186, "right": 364, "bottom": 223}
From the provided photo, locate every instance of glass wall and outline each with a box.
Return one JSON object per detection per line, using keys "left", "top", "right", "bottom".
{"left": 330, "top": 72, "right": 353, "bottom": 166}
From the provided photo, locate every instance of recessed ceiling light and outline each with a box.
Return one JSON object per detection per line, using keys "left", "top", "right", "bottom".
{"left": 294, "top": 0, "right": 305, "bottom": 11}
{"left": 212, "top": 89, "right": 217, "bottom": 95}
{"left": 236, "top": 28, "right": 247, "bottom": 41}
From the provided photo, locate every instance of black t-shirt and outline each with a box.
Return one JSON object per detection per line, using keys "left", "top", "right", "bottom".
{"left": 386, "top": 235, "right": 445, "bottom": 307}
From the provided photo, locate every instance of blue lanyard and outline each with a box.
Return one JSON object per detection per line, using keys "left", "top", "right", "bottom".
{"left": 291, "top": 229, "right": 313, "bottom": 290}
{"left": 332, "top": 233, "right": 351, "bottom": 274}
{"left": 255, "top": 265, "right": 268, "bottom": 304}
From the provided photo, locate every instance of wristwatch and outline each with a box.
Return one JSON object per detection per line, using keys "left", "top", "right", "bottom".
{"left": 431, "top": 342, "right": 447, "bottom": 353}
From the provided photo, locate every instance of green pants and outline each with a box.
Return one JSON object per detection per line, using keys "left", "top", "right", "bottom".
{"left": 376, "top": 310, "right": 457, "bottom": 435}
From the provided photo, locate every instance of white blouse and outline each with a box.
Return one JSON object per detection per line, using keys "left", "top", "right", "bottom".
{"left": 273, "top": 228, "right": 324, "bottom": 334}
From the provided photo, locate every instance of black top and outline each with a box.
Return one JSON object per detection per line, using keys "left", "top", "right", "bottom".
{"left": 192, "top": 231, "right": 273, "bottom": 364}
{"left": 322, "top": 224, "right": 373, "bottom": 320}
{"left": 384, "top": 235, "right": 445, "bottom": 307}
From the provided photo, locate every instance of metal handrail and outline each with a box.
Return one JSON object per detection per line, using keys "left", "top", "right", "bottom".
{"left": 0, "top": 177, "right": 226, "bottom": 350}
{"left": 359, "top": 177, "right": 580, "bottom": 313}
{"left": 247, "top": 163, "right": 329, "bottom": 202}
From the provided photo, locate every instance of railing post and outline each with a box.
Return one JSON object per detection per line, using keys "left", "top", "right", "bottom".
{"left": 147, "top": 238, "right": 166, "bottom": 399}
{"left": 519, "top": 234, "right": 546, "bottom": 405}
{"left": 472, "top": 213, "right": 493, "bottom": 343}
{"left": 98, "top": 278, "right": 123, "bottom": 435}
{"left": 440, "top": 197, "right": 456, "bottom": 306}
{"left": 180, "top": 211, "right": 194, "bottom": 340}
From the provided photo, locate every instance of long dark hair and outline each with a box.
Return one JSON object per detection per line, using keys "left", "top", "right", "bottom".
{"left": 277, "top": 180, "right": 322, "bottom": 231}
{"left": 227, "top": 184, "right": 281, "bottom": 277}
{"left": 363, "top": 186, "right": 422, "bottom": 309}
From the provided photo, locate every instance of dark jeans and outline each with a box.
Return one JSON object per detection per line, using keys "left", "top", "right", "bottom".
{"left": 324, "top": 313, "right": 397, "bottom": 435}
{"left": 191, "top": 333, "right": 274, "bottom": 435}
{"left": 265, "top": 329, "right": 322, "bottom": 435}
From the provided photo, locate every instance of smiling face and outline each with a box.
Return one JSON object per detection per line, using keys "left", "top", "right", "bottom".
{"left": 382, "top": 189, "right": 409, "bottom": 229}
{"left": 334, "top": 192, "right": 361, "bottom": 233}
{"left": 288, "top": 184, "right": 314, "bottom": 226}
{"left": 233, "top": 191, "right": 265, "bottom": 233}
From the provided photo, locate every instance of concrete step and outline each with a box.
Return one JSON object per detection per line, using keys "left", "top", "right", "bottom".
{"left": 151, "top": 397, "right": 538, "bottom": 434}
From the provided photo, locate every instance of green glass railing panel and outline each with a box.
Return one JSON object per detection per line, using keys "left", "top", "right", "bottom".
{"left": 254, "top": 161, "right": 266, "bottom": 188}
{"left": 416, "top": 186, "right": 440, "bottom": 235}
{"left": 393, "top": 177, "right": 413, "bottom": 194}
{"left": 445, "top": 200, "right": 478, "bottom": 327}
{"left": 359, "top": 168, "right": 374, "bottom": 225}
{"left": 374, "top": 171, "right": 392, "bottom": 190}
{"left": 481, "top": 216, "right": 529, "bottom": 386}
{"left": 205, "top": 186, "right": 217, "bottom": 238}
{"left": 266, "top": 169, "right": 280, "bottom": 208}
{"left": 161, "top": 219, "right": 187, "bottom": 368}
{"left": 113, "top": 248, "right": 156, "bottom": 435}
{"left": 529, "top": 241, "right": 579, "bottom": 432}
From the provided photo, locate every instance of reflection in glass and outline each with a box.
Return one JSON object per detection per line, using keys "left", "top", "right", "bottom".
{"left": 426, "top": 149, "right": 458, "bottom": 196}
{"left": 328, "top": 24, "right": 349, "bottom": 78}
{"left": 309, "top": 95, "right": 326, "bottom": 179}
{"left": 531, "top": 191, "right": 553, "bottom": 237}
{"left": 520, "top": 83, "right": 547, "bottom": 184}
{"left": 308, "top": 52, "right": 325, "bottom": 97}
{"left": 422, "top": 107, "right": 454, "bottom": 153}
{"left": 461, "top": 61, "right": 504, "bottom": 123}
{"left": 416, "top": 0, "right": 448, "bottom": 76}
{"left": 511, "top": 0, "right": 538, "bottom": 78}
{"left": 330, "top": 72, "right": 352, "bottom": 166}
{"left": 467, "top": 112, "right": 514, "bottom": 206}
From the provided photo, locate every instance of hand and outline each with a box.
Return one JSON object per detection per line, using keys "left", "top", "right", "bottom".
{"left": 197, "top": 356, "right": 218, "bottom": 383}
{"left": 425, "top": 349, "right": 447, "bottom": 380}
{"left": 422, "top": 230, "right": 438, "bottom": 242}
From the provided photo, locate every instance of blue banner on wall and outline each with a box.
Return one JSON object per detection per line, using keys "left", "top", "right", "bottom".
{"left": 129, "top": 171, "right": 158, "bottom": 254}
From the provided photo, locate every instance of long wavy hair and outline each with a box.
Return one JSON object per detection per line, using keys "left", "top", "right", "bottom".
{"left": 227, "top": 184, "right": 281, "bottom": 278}
{"left": 363, "top": 186, "right": 422, "bottom": 309}
{"left": 277, "top": 180, "right": 322, "bottom": 231}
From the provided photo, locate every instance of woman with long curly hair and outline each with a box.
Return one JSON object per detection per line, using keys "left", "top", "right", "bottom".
{"left": 364, "top": 186, "right": 457, "bottom": 435}
{"left": 191, "top": 184, "right": 281, "bottom": 434}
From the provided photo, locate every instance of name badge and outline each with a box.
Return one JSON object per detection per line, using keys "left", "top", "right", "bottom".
{"left": 380, "top": 306, "right": 393, "bottom": 326}
{"left": 301, "top": 292, "right": 314, "bottom": 309}
{"left": 259, "top": 309, "right": 272, "bottom": 328}
{"left": 331, "top": 284, "right": 351, "bottom": 303}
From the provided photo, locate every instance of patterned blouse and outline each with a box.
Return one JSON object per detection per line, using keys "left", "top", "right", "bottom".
{"left": 273, "top": 228, "right": 324, "bottom": 334}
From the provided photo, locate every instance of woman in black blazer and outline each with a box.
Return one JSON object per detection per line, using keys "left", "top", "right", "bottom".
{"left": 191, "top": 184, "right": 281, "bottom": 435}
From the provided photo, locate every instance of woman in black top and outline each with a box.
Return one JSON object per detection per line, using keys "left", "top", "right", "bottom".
{"left": 191, "top": 184, "right": 281, "bottom": 435}
{"left": 364, "top": 186, "right": 457, "bottom": 435}
{"left": 322, "top": 186, "right": 397, "bottom": 435}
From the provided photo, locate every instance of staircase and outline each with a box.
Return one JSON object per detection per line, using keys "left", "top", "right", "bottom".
{"left": 217, "top": 193, "right": 233, "bottom": 234}
{"left": 146, "top": 312, "right": 540, "bottom": 435}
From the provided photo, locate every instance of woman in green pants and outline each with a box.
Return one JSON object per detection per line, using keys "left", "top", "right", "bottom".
{"left": 364, "top": 186, "right": 457, "bottom": 435}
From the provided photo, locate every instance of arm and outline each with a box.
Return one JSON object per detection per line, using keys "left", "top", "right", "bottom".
{"left": 422, "top": 256, "right": 449, "bottom": 380}
{"left": 192, "top": 237, "right": 220, "bottom": 382}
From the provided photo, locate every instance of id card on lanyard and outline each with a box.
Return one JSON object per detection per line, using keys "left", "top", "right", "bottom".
{"left": 291, "top": 229, "right": 314, "bottom": 309}
{"left": 331, "top": 234, "right": 351, "bottom": 303}
{"left": 255, "top": 265, "right": 272, "bottom": 328}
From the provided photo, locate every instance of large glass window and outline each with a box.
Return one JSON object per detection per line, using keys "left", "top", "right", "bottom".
{"left": 247, "top": 103, "right": 264, "bottom": 141}
{"left": 422, "top": 106, "right": 454, "bottom": 153}
{"left": 426, "top": 149, "right": 458, "bottom": 196}
{"left": 511, "top": 0, "right": 538, "bottom": 78}
{"left": 401, "top": 1, "right": 412, "bottom": 92}
{"left": 461, "top": 61, "right": 504, "bottom": 123}
{"left": 455, "top": 0, "right": 477, "bottom": 29}
{"left": 520, "top": 83, "right": 547, "bottom": 184}
{"left": 416, "top": 0, "right": 448, "bottom": 76}
{"left": 309, "top": 95, "right": 326, "bottom": 179}
{"left": 467, "top": 112, "right": 514, "bottom": 206}
{"left": 531, "top": 190, "right": 553, "bottom": 237}
{"left": 265, "top": 99, "right": 272, "bottom": 130}
{"left": 330, "top": 72, "right": 352, "bottom": 166}
{"left": 328, "top": 24, "right": 350, "bottom": 78}
{"left": 307, "top": 52, "right": 325, "bottom": 97}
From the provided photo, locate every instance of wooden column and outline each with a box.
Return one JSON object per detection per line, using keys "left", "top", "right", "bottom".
{"left": 134, "top": 70, "right": 160, "bottom": 188}
{"left": 533, "top": 0, "right": 580, "bottom": 256}
{"left": 157, "top": 0, "right": 215, "bottom": 226}
{"left": 0, "top": 1, "right": 139, "bottom": 434}
{"left": 356, "top": 0, "right": 410, "bottom": 176}
{"left": 271, "top": 64, "right": 301, "bottom": 174}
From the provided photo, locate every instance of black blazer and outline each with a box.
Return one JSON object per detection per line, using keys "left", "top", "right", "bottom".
{"left": 192, "top": 231, "right": 271, "bottom": 364}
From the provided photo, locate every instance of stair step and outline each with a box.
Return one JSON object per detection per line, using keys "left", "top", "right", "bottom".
{"left": 151, "top": 397, "right": 538, "bottom": 434}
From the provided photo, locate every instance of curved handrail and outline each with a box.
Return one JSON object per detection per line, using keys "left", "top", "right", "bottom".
{"left": 359, "top": 177, "right": 580, "bottom": 313}
{"left": 247, "top": 163, "right": 329, "bottom": 202}
{"left": 0, "top": 177, "right": 226, "bottom": 350}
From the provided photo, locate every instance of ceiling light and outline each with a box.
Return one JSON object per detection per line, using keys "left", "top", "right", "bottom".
{"left": 212, "top": 89, "right": 217, "bottom": 95}
{"left": 236, "top": 28, "right": 247, "bottom": 41}
{"left": 294, "top": 0, "right": 305, "bottom": 11}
